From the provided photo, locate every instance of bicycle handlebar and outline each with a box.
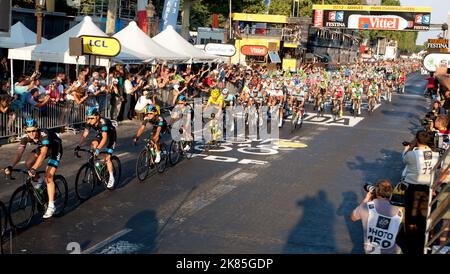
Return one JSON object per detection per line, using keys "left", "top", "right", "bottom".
{"left": 5, "top": 168, "right": 45, "bottom": 181}
{"left": 74, "top": 148, "right": 110, "bottom": 158}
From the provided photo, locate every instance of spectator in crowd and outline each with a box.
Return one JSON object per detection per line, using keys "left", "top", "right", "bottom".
{"left": 401, "top": 130, "right": 440, "bottom": 254}
{"left": 351, "top": 179, "right": 404, "bottom": 254}
{"left": 109, "top": 78, "right": 123, "bottom": 120}
{"left": 122, "top": 74, "right": 141, "bottom": 120}
{"left": 0, "top": 57, "right": 8, "bottom": 80}
{"left": 26, "top": 87, "right": 50, "bottom": 109}
{"left": 71, "top": 86, "right": 89, "bottom": 106}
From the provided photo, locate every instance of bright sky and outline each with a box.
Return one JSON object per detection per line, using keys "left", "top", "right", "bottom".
{"left": 400, "top": 0, "right": 450, "bottom": 45}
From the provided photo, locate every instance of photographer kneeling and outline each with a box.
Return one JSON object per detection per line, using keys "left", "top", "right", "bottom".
{"left": 401, "top": 130, "right": 440, "bottom": 254}
{"left": 351, "top": 180, "right": 403, "bottom": 254}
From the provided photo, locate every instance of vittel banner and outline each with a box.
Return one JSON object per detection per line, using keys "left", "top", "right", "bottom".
{"left": 312, "top": 4, "right": 431, "bottom": 31}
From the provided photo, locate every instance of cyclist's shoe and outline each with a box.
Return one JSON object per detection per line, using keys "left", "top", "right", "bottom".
{"left": 183, "top": 144, "right": 190, "bottom": 152}
{"left": 43, "top": 204, "right": 56, "bottom": 219}
{"left": 155, "top": 152, "right": 161, "bottom": 164}
{"left": 107, "top": 176, "right": 115, "bottom": 189}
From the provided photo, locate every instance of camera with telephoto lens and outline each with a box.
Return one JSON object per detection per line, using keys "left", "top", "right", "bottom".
{"left": 363, "top": 183, "right": 375, "bottom": 194}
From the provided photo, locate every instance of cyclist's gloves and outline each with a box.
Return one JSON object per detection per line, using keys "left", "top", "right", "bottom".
{"left": 29, "top": 168, "right": 37, "bottom": 177}
{"left": 5, "top": 165, "right": 12, "bottom": 174}
{"left": 94, "top": 149, "right": 101, "bottom": 157}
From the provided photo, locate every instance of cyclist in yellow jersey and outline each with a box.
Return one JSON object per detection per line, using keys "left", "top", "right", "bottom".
{"left": 204, "top": 88, "right": 224, "bottom": 114}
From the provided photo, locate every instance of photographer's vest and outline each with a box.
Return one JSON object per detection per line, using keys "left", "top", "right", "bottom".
{"left": 366, "top": 201, "right": 402, "bottom": 254}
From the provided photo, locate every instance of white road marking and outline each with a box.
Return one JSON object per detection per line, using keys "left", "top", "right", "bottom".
{"left": 220, "top": 168, "right": 242, "bottom": 180}
{"left": 115, "top": 152, "right": 130, "bottom": 158}
{"left": 82, "top": 228, "right": 133, "bottom": 254}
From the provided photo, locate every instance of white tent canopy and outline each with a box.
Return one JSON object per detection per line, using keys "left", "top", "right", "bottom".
{"left": 113, "top": 21, "right": 188, "bottom": 63}
{"left": 0, "top": 21, "right": 48, "bottom": 49}
{"left": 153, "top": 26, "right": 219, "bottom": 63}
{"left": 7, "top": 16, "right": 145, "bottom": 66}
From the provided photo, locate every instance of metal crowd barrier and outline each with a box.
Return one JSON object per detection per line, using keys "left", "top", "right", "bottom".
{"left": 0, "top": 96, "right": 110, "bottom": 141}
{"left": 424, "top": 147, "right": 450, "bottom": 254}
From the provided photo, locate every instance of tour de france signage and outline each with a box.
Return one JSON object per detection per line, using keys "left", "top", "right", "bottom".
{"left": 241, "top": 45, "right": 268, "bottom": 56}
{"left": 79, "top": 35, "right": 121, "bottom": 57}
{"left": 312, "top": 5, "right": 431, "bottom": 31}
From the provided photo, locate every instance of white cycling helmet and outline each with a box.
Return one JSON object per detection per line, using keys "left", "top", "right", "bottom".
{"left": 222, "top": 88, "right": 229, "bottom": 94}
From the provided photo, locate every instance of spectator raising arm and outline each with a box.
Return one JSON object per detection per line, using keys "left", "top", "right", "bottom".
{"left": 435, "top": 64, "right": 450, "bottom": 91}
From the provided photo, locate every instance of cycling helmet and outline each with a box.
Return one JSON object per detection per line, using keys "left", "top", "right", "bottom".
{"left": 177, "top": 95, "right": 187, "bottom": 102}
{"left": 25, "top": 117, "right": 38, "bottom": 129}
{"left": 222, "top": 89, "right": 229, "bottom": 94}
{"left": 211, "top": 89, "right": 220, "bottom": 98}
{"left": 86, "top": 106, "right": 99, "bottom": 117}
{"left": 145, "top": 105, "right": 158, "bottom": 114}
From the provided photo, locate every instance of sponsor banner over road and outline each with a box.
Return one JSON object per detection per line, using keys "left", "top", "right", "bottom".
{"left": 312, "top": 4, "right": 431, "bottom": 31}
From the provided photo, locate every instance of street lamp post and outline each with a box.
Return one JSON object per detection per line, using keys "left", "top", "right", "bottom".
{"left": 35, "top": 0, "right": 46, "bottom": 72}
{"left": 147, "top": 1, "right": 155, "bottom": 37}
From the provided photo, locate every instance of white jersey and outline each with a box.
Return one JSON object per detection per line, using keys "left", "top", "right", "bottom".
{"left": 365, "top": 201, "right": 403, "bottom": 254}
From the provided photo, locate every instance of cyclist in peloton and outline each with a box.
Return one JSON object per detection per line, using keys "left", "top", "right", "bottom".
{"left": 169, "top": 95, "right": 193, "bottom": 151}
{"left": 133, "top": 105, "right": 168, "bottom": 163}
{"left": 76, "top": 107, "right": 117, "bottom": 189}
{"left": 4, "top": 118, "right": 63, "bottom": 218}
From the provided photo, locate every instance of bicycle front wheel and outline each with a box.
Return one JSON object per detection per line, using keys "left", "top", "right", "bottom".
{"left": 136, "top": 149, "right": 150, "bottom": 181}
{"left": 75, "top": 163, "right": 95, "bottom": 202}
{"left": 185, "top": 134, "right": 195, "bottom": 160}
{"left": 169, "top": 140, "right": 181, "bottom": 166}
{"left": 8, "top": 185, "right": 35, "bottom": 230}
{"left": 157, "top": 144, "right": 168, "bottom": 173}
{"left": 111, "top": 156, "right": 122, "bottom": 187}
{"left": 53, "top": 175, "right": 68, "bottom": 217}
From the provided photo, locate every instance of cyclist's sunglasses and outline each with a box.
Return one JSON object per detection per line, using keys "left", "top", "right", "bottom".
{"left": 26, "top": 129, "right": 37, "bottom": 133}
{"left": 87, "top": 116, "right": 96, "bottom": 120}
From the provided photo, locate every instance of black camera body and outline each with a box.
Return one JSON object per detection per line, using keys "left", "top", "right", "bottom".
{"left": 363, "top": 183, "right": 375, "bottom": 194}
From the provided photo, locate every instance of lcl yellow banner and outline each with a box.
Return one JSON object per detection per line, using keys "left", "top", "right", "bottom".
{"left": 80, "top": 35, "right": 121, "bottom": 57}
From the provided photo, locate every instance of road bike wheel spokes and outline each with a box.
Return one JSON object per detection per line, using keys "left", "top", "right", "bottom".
{"left": 111, "top": 156, "right": 122, "bottom": 187}
{"left": 8, "top": 186, "right": 35, "bottom": 230}
{"left": 53, "top": 175, "right": 68, "bottom": 216}
{"left": 136, "top": 149, "right": 150, "bottom": 181}
{"left": 75, "top": 164, "right": 95, "bottom": 201}
{"left": 169, "top": 140, "right": 181, "bottom": 166}
{"left": 157, "top": 144, "right": 168, "bottom": 173}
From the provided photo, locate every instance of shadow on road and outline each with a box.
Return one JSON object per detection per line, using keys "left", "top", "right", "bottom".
{"left": 346, "top": 149, "right": 403, "bottom": 185}
{"left": 96, "top": 210, "right": 159, "bottom": 254}
{"left": 336, "top": 191, "right": 364, "bottom": 254}
{"left": 282, "top": 191, "right": 336, "bottom": 253}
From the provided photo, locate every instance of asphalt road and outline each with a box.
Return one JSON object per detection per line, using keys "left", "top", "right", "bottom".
{"left": 0, "top": 72, "right": 428, "bottom": 254}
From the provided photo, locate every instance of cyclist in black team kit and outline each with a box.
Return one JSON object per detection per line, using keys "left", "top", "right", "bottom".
{"left": 133, "top": 105, "right": 168, "bottom": 163}
{"left": 4, "top": 118, "right": 63, "bottom": 218}
{"left": 76, "top": 107, "right": 117, "bottom": 189}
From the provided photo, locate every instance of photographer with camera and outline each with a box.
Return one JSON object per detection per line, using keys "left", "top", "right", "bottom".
{"left": 351, "top": 179, "right": 403, "bottom": 254}
{"left": 401, "top": 130, "right": 440, "bottom": 254}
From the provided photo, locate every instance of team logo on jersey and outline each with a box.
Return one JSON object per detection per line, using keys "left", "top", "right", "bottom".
{"left": 376, "top": 216, "right": 391, "bottom": 230}
{"left": 423, "top": 151, "right": 432, "bottom": 160}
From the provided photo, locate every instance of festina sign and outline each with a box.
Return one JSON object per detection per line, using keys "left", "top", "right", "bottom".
{"left": 312, "top": 4, "right": 431, "bottom": 31}
{"left": 428, "top": 39, "right": 449, "bottom": 49}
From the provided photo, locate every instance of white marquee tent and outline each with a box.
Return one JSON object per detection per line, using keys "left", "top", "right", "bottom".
{"left": 0, "top": 21, "right": 48, "bottom": 49}
{"left": 153, "top": 26, "right": 219, "bottom": 63}
{"left": 113, "top": 21, "right": 188, "bottom": 63}
{"left": 8, "top": 16, "right": 145, "bottom": 66}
